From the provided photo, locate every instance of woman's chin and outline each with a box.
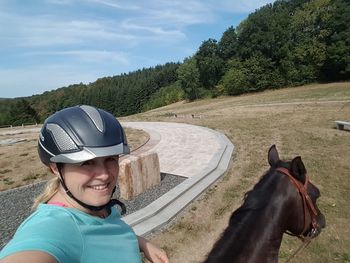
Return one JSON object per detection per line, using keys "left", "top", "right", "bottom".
{"left": 82, "top": 193, "right": 112, "bottom": 207}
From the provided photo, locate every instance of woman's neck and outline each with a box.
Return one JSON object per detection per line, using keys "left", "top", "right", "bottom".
{"left": 48, "top": 189, "right": 109, "bottom": 218}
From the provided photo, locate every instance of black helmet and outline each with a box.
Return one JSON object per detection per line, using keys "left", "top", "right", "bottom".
{"left": 38, "top": 105, "right": 129, "bottom": 165}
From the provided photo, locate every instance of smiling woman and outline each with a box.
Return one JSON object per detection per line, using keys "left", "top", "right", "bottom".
{"left": 47, "top": 156, "right": 121, "bottom": 216}
{"left": 0, "top": 105, "right": 169, "bottom": 263}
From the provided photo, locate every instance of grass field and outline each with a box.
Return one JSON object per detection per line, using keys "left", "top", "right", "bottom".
{"left": 122, "top": 82, "right": 350, "bottom": 263}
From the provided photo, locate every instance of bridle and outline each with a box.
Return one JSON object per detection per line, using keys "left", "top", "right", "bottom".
{"left": 276, "top": 167, "right": 320, "bottom": 262}
{"left": 276, "top": 167, "right": 319, "bottom": 238}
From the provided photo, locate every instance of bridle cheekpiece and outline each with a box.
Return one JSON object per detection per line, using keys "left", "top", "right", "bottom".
{"left": 276, "top": 167, "right": 319, "bottom": 239}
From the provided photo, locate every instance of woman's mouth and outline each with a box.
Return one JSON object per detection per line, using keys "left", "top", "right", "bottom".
{"left": 88, "top": 183, "right": 109, "bottom": 191}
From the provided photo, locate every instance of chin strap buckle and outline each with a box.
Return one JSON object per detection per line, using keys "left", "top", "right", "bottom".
{"left": 109, "top": 199, "right": 127, "bottom": 215}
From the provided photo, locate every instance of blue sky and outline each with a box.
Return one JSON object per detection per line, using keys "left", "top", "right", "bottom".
{"left": 0, "top": 0, "right": 275, "bottom": 98}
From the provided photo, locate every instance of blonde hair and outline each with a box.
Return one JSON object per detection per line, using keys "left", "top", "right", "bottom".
{"left": 31, "top": 177, "right": 60, "bottom": 211}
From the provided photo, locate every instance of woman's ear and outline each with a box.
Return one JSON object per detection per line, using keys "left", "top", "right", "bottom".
{"left": 48, "top": 163, "right": 60, "bottom": 176}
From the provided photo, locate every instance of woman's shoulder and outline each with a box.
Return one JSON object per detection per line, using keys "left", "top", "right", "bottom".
{"left": 12, "top": 204, "right": 83, "bottom": 243}
{"left": 0, "top": 204, "right": 83, "bottom": 262}
{"left": 19, "top": 204, "right": 80, "bottom": 230}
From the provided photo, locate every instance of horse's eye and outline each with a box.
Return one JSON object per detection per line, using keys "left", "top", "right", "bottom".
{"left": 308, "top": 184, "right": 320, "bottom": 200}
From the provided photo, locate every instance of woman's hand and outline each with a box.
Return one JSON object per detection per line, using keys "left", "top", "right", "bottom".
{"left": 137, "top": 236, "right": 169, "bottom": 263}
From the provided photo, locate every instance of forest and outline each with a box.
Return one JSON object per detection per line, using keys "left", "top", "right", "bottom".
{"left": 0, "top": 0, "right": 349, "bottom": 126}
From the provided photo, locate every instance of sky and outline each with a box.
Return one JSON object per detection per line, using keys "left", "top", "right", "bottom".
{"left": 0, "top": 0, "right": 275, "bottom": 98}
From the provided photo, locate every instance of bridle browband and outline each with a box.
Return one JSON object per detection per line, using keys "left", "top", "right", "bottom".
{"left": 276, "top": 167, "right": 319, "bottom": 239}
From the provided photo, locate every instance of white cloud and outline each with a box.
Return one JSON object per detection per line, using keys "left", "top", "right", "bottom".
{"left": 0, "top": 0, "right": 215, "bottom": 50}
{"left": 27, "top": 50, "right": 130, "bottom": 64}
{"left": 0, "top": 12, "right": 136, "bottom": 48}
{"left": 0, "top": 0, "right": 277, "bottom": 49}
{"left": 120, "top": 21, "right": 186, "bottom": 41}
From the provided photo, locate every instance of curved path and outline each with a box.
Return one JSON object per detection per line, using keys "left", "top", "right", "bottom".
{"left": 123, "top": 122, "right": 229, "bottom": 178}
{"left": 121, "top": 122, "right": 234, "bottom": 236}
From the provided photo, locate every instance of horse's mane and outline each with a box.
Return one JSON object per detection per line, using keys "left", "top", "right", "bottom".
{"left": 205, "top": 164, "right": 290, "bottom": 262}
{"left": 230, "top": 160, "right": 291, "bottom": 226}
{"left": 229, "top": 169, "right": 279, "bottom": 224}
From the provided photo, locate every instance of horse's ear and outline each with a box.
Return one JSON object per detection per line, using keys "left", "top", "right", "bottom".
{"left": 291, "top": 156, "right": 307, "bottom": 183}
{"left": 268, "top": 144, "right": 279, "bottom": 167}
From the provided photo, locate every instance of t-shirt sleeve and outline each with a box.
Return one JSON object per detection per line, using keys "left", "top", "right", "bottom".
{"left": 0, "top": 211, "right": 83, "bottom": 262}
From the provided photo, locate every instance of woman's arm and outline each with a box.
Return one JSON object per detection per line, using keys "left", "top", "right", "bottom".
{"left": 1, "top": 251, "right": 57, "bottom": 263}
{"left": 137, "top": 236, "right": 169, "bottom": 263}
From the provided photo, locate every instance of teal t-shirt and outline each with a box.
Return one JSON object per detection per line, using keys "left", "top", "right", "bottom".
{"left": 0, "top": 204, "right": 142, "bottom": 263}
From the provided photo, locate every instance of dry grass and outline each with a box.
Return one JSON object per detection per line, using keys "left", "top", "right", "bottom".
{"left": 122, "top": 82, "right": 350, "bottom": 263}
{"left": 0, "top": 127, "right": 149, "bottom": 191}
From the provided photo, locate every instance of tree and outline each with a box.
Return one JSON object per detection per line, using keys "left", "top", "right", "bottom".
{"left": 8, "top": 99, "right": 39, "bottom": 126}
{"left": 195, "top": 39, "right": 225, "bottom": 89}
{"left": 237, "top": 1, "right": 297, "bottom": 61}
{"left": 243, "top": 55, "right": 277, "bottom": 91}
{"left": 221, "top": 55, "right": 281, "bottom": 96}
{"left": 0, "top": 99, "right": 12, "bottom": 126}
{"left": 290, "top": 0, "right": 333, "bottom": 82}
{"left": 221, "top": 60, "right": 249, "bottom": 95}
{"left": 177, "top": 57, "right": 201, "bottom": 101}
{"left": 322, "top": 0, "right": 350, "bottom": 80}
{"left": 235, "top": 1, "right": 296, "bottom": 86}
{"left": 142, "top": 82, "right": 184, "bottom": 111}
{"left": 218, "top": 26, "right": 239, "bottom": 60}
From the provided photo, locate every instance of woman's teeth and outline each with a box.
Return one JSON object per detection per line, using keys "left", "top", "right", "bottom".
{"left": 90, "top": 184, "right": 108, "bottom": 190}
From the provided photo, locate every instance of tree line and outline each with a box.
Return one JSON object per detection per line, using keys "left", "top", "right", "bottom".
{"left": 1, "top": 0, "right": 349, "bottom": 126}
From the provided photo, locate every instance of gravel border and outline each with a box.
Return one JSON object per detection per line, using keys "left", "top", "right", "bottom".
{"left": 0, "top": 174, "right": 185, "bottom": 249}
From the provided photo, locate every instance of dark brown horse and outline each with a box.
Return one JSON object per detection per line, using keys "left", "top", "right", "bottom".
{"left": 204, "top": 145, "right": 326, "bottom": 263}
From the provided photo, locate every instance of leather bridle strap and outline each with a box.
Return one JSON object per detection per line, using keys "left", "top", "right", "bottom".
{"left": 276, "top": 167, "right": 319, "bottom": 263}
{"left": 276, "top": 167, "right": 318, "bottom": 236}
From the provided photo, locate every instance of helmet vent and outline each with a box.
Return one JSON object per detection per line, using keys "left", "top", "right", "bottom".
{"left": 47, "top": 123, "right": 78, "bottom": 151}
{"left": 80, "top": 105, "right": 104, "bottom": 132}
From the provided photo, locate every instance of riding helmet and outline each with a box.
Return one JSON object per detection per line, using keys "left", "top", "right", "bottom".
{"left": 38, "top": 105, "right": 129, "bottom": 165}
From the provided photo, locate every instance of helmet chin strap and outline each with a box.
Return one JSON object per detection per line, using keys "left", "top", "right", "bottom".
{"left": 56, "top": 163, "right": 126, "bottom": 214}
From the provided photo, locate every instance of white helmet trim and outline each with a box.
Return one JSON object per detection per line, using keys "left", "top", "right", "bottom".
{"left": 50, "top": 143, "right": 129, "bottom": 164}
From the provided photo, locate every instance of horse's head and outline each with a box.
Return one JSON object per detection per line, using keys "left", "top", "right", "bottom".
{"left": 268, "top": 145, "right": 326, "bottom": 239}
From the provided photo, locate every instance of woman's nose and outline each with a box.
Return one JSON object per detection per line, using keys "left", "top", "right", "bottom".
{"left": 93, "top": 163, "right": 110, "bottom": 178}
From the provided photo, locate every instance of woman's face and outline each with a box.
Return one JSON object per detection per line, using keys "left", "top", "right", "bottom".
{"left": 58, "top": 156, "right": 119, "bottom": 207}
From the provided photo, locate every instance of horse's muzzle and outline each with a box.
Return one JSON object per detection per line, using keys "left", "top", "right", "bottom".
{"left": 310, "top": 213, "right": 326, "bottom": 238}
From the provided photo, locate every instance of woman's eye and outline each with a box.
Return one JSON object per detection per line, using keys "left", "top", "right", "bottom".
{"left": 81, "top": 160, "right": 93, "bottom": 166}
{"left": 106, "top": 157, "right": 118, "bottom": 164}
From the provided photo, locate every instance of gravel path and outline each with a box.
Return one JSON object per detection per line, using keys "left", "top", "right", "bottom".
{"left": 0, "top": 174, "right": 185, "bottom": 249}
